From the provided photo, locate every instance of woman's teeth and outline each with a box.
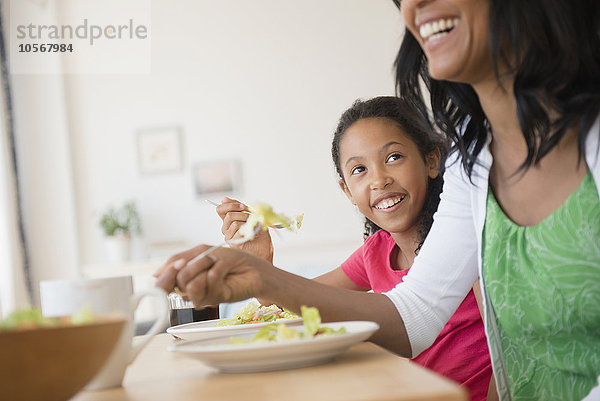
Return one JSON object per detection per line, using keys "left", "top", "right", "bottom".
{"left": 374, "top": 197, "right": 404, "bottom": 210}
{"left": 419, "top": 18, "right": 460, "bottom": 41}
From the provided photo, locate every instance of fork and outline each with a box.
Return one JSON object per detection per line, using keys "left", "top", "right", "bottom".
{"left": 184, "top": 224, "right": 260, "bottom": 267}
{"left": 205, "top": 199, "right": 286, "bottom": 229}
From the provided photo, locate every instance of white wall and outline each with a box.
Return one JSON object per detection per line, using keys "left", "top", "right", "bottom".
{"left": 62, "top": 0, "right": 403, "bottom": 270}
{"left": 12, "top": 1, "right": 404, "bottom": 290}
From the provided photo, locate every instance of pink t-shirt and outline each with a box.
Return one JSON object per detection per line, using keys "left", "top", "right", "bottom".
{"left": 341, "top": 230, "right": 492, "bottom": 401}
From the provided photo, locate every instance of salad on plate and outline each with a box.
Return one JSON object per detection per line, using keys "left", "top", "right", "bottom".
{"left": 224, "top": 305, "right": 346, "bottom": 345}
{"left": 168, "top": 306, "right": 378, "bottom": 373}
{"left": 216, "top": 299, "right": 298, "bottom": 326}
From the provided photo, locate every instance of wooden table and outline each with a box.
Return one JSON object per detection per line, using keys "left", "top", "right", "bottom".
{"left": 73, "top": 334, "right": 468, "bottom": 401}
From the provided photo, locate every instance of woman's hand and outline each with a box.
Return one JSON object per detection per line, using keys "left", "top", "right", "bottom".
{"left": 154, "top": 244, "right": 412, "bottom": 357}
{"left": 216, "top": 197, "right": 274, "bottom": 263}
{"left": 154, "top": 245, "right": 274, "bottom": 307}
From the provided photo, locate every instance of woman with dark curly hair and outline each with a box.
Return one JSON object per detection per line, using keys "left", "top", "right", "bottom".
{"left": 214, "top": 96, "right": 491, "bottom": 400}
{"left": 156, "top": 1, "right": 599, "bottom": 399}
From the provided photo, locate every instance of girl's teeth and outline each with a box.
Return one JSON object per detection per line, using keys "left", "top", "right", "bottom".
{"left": 375, "top": 197, "right": 403, "bottom": 210}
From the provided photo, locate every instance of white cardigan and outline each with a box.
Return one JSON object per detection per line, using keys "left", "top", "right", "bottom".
{"left": 384, "top": 117, "right": 600, "bottom": 397}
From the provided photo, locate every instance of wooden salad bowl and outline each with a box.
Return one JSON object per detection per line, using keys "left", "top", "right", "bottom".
{"left": 0, "top": 316, "right": 126, "bottom": 401}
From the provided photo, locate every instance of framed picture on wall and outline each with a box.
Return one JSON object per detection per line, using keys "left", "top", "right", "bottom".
{"left": 193, "top": 159, "right": 241, "bottom": 195}
{"left": 137, "top": 126, "right": 183, "bottom": 174}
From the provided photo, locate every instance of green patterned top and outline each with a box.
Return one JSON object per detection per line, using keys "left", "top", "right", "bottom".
{"left": 482, "top": 171, "right": 600, "bottom": 401}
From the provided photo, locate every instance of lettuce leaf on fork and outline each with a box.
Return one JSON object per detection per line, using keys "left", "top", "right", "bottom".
{"left": 238, "top": 202, "right": 303, "bottom": 240}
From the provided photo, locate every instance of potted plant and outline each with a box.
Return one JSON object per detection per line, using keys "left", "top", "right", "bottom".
{"left": 99, "top": 202, "right": 141, "bottom": 263}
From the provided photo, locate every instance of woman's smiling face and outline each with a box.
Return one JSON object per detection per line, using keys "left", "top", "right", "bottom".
{"left": 401, "top": 0, "right": 494, "bottom": 85}
{"left": 338, "top": 117, "right": 440, "bottom": 237}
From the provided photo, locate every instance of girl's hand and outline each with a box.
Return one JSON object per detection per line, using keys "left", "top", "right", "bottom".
{"left": 155, "top": 245, "right": 274, "bottom": 307}
{"left": 216, "top": 197, "right": 274, "bottom": 263}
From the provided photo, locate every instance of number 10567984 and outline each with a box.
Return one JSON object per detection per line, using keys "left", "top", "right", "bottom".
{"left": 18, "top": 43, "right": 73, "bottom": 52}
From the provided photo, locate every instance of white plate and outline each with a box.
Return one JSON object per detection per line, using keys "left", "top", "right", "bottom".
{"left": 166, "top": 317, "right": 304, "bottom": 341}
{"left": 168, "top": 321, "right": 379, "bottom": 373}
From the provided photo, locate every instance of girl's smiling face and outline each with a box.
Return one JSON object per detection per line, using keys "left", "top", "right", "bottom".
{"left": 338, "top": 117, "right": 440, "bottom": 237}
{"left": 401, "top": 0, "right": 494, "bottom": 85}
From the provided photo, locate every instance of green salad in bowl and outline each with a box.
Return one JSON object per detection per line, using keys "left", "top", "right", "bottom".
{"left": 0, "top": 306, "right": 96, "bottom": 330}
